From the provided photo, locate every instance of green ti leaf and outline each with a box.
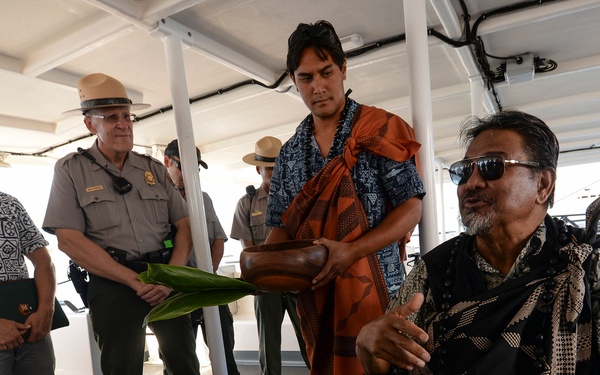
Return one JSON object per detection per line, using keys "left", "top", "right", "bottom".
{"left": 142, "top": 288, "right": 254, "bottom": 326}
{"left": 140, "top": 263, "right": 259, "bottom": 325}
{"left": 140, "top": 263, "right": 259, "bottom": 293}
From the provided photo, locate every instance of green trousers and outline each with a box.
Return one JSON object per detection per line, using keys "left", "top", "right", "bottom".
{"left": 88, "top": 274, "right": 200, "bottom": 375}
{"left": 255, "top": 292, "right": 309, "bottom": 375}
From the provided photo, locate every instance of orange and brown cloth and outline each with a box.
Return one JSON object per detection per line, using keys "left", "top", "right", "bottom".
{"left": 282, "top": 104, "right": 421, "bottom": 374}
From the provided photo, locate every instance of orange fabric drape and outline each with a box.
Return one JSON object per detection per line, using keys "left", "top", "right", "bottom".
{"left": 282, "top": 104, "right": 420, "bottom": 374}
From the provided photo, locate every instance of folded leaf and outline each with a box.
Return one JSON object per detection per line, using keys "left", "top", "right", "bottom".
{"left": 140, "top": 263, "right": 259, "bottom": 293}
{"left": 143, "top": 288, "right": 253, "bottom": 326}
{"left": 140, "top": 263, "right": 260, "bottom": 325}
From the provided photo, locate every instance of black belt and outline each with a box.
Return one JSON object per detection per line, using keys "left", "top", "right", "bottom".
{"left": 142, "top": 248, "right": 172, "bottom": 264}
{"left": 106, "top": 247, "right": 172, "bottom": 273}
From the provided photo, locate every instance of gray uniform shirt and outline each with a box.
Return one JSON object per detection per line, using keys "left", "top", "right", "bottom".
{"left": 230, "top": 185, "right": 270, "bottom": 246}
{"left": 187, "top": 191, "right": 227, "bottom": 268}
{"left": 43, "top": 141, "right": 188, "bottom": 260}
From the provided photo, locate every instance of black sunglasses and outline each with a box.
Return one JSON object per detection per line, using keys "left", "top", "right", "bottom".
{"left": 170, "top": 156, "right": 183, "bottom": 171}
{"left": 288, "top": 25, "right": 338, "bottom": 49}
{"left": 170, "top": 156, "right": 202, "bottom": 171}
{"left": 448, "top": 155, "right": 540, "bottom": 185}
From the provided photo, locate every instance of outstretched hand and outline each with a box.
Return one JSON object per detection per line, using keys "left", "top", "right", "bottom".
{"left": 356, "top": 293, "right": 430, "bottom": 374}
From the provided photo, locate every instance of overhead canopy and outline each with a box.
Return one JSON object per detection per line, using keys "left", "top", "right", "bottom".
{"left": 0, "top": 0, "right": 598, "bottom": 181}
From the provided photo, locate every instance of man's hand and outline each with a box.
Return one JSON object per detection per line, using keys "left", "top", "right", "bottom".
{"left": 356, "top": 293, "right": 430, "bottom": 373}
{"left": 0, "top": 318, "right": 29, "bottom": 350}
{"left": 24, "top": 308, "right": 53, "bottom": 342}
{"left": 311, "top": 238, "right": 357, "bottom": 290}
{"left": 136, "top": 283, "right": 173, "bottom": 306}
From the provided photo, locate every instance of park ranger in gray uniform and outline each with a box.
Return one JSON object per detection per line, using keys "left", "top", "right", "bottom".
{"left": 42, "top": 73, "right": 200, "bottom": 375}
{"left": 231, "top": 136, "right": 309, "bottom": 375}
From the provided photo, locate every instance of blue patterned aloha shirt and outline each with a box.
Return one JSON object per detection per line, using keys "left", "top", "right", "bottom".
{"left": 266, "top": 98, "right": 425, "bottom": 298}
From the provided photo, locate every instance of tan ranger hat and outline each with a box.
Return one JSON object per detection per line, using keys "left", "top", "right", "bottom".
{"left": 63, "top": 73, "right": 150, "bottom": 115}
{"left": 242, "top": 136, "right": 282, "bottom": 167}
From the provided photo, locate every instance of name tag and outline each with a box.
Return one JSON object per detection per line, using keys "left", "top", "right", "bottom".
{"left": 86, "top": 185, "right": 104, "bottom": 192}
{"left": 251, "top": 210, "right": 262, "bottom": 217}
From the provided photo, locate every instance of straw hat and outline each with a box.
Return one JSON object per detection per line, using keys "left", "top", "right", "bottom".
{"left": 242, "top": 136, "right": 282, "bottom": 167}
{"left": 63, "top": 73, "right": 150, "bottom": 115}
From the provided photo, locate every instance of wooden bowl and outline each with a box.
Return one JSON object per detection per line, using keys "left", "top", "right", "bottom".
{"left": 240, "top": 239, "right": 328, "bottom": 293}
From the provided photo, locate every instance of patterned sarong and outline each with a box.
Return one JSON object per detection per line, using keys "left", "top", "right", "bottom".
{"left": 282, "top": 105, "right": 421, "bottom": 374}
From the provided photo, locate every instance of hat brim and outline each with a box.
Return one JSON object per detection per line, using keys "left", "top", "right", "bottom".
{"left": 242, "top": 152, "right": 276, "bottom": 167}
{"left": 62, "top": 103, "right": 151, "bottom": 116}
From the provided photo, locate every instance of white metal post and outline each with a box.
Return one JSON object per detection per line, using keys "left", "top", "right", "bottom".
{"left": 161, "top": 32, "right": 227, "bottom": 375}
{"left": 404, "top": 0, "right": 440, "bottom": 254}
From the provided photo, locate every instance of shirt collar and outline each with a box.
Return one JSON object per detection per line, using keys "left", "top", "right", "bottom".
{"left": 472, "top": 219, "right": 547, "bottom": 280}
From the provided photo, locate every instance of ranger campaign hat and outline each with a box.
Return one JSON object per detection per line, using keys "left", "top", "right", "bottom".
{"left": 242, "top": 136, "right": 282, "bottom": 167}
{"left": 164, "top": 139, "right": 208, "bottom": 170}
{"left": 63, "top": 73, "right": 150, "bottom": 115}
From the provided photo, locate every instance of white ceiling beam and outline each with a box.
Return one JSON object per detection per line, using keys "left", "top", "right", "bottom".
{"left": 547, "top": 112, "right": 600, "bottom": 132}
{"left": 149, "top": 17, "right": 280, "bottom": 84}
{"left": 80, "top": 1, "right": 281, "bottom": 84}
{"left": 81, "top": 0, "right": 206, "bottom": 28}
{"left": 429, "top": 0, "right": 498, "bottom": 114}
{"left": 83, "top": 2, "right": 282, "bottom": 84}
{"left": 140, "top": 0, "right": 209, "bottom": 22}
{"left": 0, "top": 54, "right": 23, "bottom": 73}
{"left": 511, "top": 91, "right": 600, "bottom": 115}
{"left": 474, "top": 0, "right": 600, "bottom": 35}
{"left": 0, "top": 115, "right": 56, "bottom": 133}
{"left": 23, "top": 12, "right": 134, "bottom": 77}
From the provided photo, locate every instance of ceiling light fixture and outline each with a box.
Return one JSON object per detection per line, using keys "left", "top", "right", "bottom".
{"left": 340, "top": 34, "right": 364, "bottom": 52}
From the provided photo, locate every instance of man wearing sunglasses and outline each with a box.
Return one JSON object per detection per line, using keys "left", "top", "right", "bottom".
{"left": 43, "top": 74, "right": 200, "bottom": 374}
{"left": 356, "top": 111, "right": 600, "bottom": 374}
{"left": 265, "top": 20, "right": 425, "bottom": 374}
{"left": 163, "top": 139, "right": 240, "bottom": 375}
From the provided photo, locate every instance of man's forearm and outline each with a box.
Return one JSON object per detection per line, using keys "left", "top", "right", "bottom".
{"left": 55, "top": 228, "right": 139, "bottom": 287}
{"left": 170, "top": 217, "right": 193, "bottom": 266}
{"left": 210, "top": 239, "right": 225, "bottom": 272}
{"left": 29, "top": 248, "right": 56, "bottom": 311}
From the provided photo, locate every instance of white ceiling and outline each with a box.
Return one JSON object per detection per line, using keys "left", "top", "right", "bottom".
{"left": 1, "top": 0, "right": 599, "bottom": 182}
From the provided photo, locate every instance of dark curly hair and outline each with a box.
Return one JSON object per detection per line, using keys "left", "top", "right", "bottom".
{"left": 286, "top": 20, "right": 345, "bottom": 77}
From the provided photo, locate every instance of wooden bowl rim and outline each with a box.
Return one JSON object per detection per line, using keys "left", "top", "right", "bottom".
{"left": 241, "top": 239, "right": 320, "bottom": 253}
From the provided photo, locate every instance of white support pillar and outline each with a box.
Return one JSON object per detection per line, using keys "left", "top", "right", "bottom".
{"left": 161, "top": 32, "right": 227, "bottom": 375}
{"left": 436, "top": 160, "right": 447, "bottom": 242}
{"left": 404, "top": 0, "right": 440, "bottom": 254}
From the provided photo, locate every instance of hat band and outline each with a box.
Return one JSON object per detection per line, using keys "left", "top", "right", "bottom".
{"left": 80, "top": 97, "right": 133, "bottom": 109}
{"left": 254, "top": 154, "right": 276, "bottom": 163}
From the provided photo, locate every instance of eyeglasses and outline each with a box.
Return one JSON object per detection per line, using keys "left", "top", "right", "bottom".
{"left": 448, "top": 155, "right": 540, "bottom": 185}
{"left": 288, "top": 24, "right": 338, "bottom": 49}
{"left": 88, "top": 113, "right": 137, "bottom": 123}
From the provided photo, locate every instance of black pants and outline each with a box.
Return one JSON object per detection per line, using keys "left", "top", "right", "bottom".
{"left": 193, "top": 304, "right": 240, "bottom": 375}
{"left": 88, "top": 274, "right": 200, "bottom": 375}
